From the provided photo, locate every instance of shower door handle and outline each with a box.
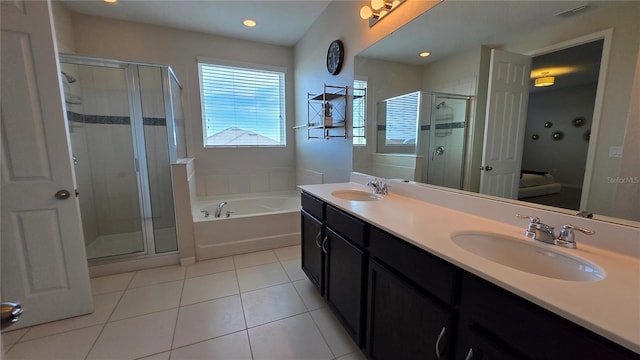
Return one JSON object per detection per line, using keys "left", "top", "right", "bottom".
{"left": 54, "top": 189, "right": 71, "bottom": 200}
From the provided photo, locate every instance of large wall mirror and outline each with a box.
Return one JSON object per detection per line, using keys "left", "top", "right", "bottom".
{"left": 353, "top": 1, "right": 639, "bottom": 225}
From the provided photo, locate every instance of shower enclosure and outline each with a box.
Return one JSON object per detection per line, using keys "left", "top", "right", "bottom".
{"left": 59, "top": 54, "right": 187, "bottom": 261}
{"left": 376, "top": 91, "right": 470, "bottom": 189}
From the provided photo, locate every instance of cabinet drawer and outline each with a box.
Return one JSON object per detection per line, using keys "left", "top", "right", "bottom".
{"left": 326, "top": 205, "right": 367, "bottom": 248}
{"left": 301, "top": 192, "right": 324, "bottom": 220}
{"left": 369, "top": 227, "right": 459, "bottom": 305}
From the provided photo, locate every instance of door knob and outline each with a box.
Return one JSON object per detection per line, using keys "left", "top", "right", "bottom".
{"left": 480, "top": 166, "right": 493, "bottom": 171}
{"left": 1, "top": 302, "right": 23, "bottom": 330}
{"left": 54, "top": 189, "right": 71, "bottom": 200}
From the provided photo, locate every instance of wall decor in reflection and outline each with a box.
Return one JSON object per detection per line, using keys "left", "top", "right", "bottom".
{"left": 552, "top": 131, "right": 564, "bottom": 141}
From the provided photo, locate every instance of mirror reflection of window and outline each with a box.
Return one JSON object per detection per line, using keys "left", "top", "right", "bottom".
{"left": 353, "top": 79, "right": 367, "bottom": 146}
{"left": 384, "top": 91, "right": 420, "bottom": 146}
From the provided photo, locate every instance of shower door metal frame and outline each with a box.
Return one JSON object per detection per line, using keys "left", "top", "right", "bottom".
{"left": 162, "top": 67, "right": 184, "bottom": 163}
{"left": 423, "top": 92, "right": 472, "bottom": 190}
{"left": 58, "top": 54, "right": 175, "bottom": 259}
{"left": 125, "top": 65, "right": 156, "bottom": 257}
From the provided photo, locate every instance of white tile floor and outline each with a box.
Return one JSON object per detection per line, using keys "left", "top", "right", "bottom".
{"left": 2, "top": 246, "right": 366, "bottom": 360}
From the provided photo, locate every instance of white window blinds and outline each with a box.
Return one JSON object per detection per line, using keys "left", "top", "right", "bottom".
{"left": 198, "top": 61, "right": 286, "bottom": 147}
{"left": 385, "top": 91, "right": 420, "bottom": 145}
{"left": 353, "top": 79, "right": 367, "bottom": 145}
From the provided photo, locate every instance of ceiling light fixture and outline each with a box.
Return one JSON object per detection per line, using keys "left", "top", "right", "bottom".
{"left": 419, "top": 51, "right": 431, "bottom": 58}
{"left": 103, "top": 0, "right": 117, "bottom": 4}
{"left": 243, "top": 19, "right": 257, "bottom": 28}
{"left": 534, "top": 72, "right": 555, "bottom": 87}
{"left": 360, "top": 0, "right": 405, "bottom": 27}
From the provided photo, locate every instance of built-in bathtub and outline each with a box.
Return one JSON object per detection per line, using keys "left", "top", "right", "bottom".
{"left": 192, "top": 191, "right": 301, "bottom": 260}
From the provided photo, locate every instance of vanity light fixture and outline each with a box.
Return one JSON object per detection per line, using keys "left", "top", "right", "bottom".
{"left": 360, "top": 0, "right": 406, "bottom": 27}
{"left": 534, "top": 72, "right": 555, "bottom": 87}
{"left": 243, "top": 19, "right": 257, "bottom": 28}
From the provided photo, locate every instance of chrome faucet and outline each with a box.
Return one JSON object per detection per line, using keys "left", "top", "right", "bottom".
{"left": 367, "top": 178, "right": 389, "bottom": 195}
{"left": 215, "top": 202, "right": 228, "bottom": 218}
{"left": 516, "top": 214, "right": 594, "bottom": 249}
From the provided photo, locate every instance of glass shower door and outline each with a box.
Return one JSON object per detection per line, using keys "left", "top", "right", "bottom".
{"left": 61, "top": 62, "right": 146, "bottom": 259}
{"left": 138, "top": 65, "right": 178, "bottom": 253}
{"left": 427, "top": 95, "right": 469, "bottom": 189}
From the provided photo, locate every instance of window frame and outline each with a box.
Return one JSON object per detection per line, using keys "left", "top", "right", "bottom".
{"left": 197, "top": 57, "right": 287, "bottom": 148}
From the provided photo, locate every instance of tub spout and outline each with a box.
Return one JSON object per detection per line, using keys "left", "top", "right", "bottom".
{"left": 215, "top": 202, "right": 228, "bottom": 218}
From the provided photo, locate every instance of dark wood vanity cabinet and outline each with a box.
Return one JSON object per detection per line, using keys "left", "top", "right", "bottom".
{"left": 367, "top": 227, "right": 459, "bottom": 360}
{"left": 325, "top": 226, "right": 367, "bottom": 345}
{"left": 301, "top": 191, "right": 326, "bottom": 293}
{"left": 301, "top": 192, "right": 368, "bottom": 346}
{"left": 300, "top": 192, "right": 638, "bottom": 360}
{"left": 456, "top": 273, "right": 640, "bottom": 360}
{"left": 301, "top": 209, "right": 324, "bottom": 292}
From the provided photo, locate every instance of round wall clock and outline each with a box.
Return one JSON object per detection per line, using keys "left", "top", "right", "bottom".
{"left": 326, "top": 40, "right": 344, "bottom": 75}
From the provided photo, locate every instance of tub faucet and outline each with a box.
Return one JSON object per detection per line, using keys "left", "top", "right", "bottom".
{"left": 215, "top": 202, "right": 228, "bottom": 218}
{"left": 516, "top": 214, "right": 594, "bottom": 249}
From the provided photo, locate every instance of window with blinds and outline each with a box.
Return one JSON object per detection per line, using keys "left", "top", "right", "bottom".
{"left": 353, "top": 79, "right": 367, "bottom": 146}
{"left": 198, "top": 61, "right": 286, "bottom": 147}
{"left": 385, "top": 91, "right": 420, "bottom": 145}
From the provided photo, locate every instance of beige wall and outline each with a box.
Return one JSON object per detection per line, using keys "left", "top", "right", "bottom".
{"left": 68, "top": 12, "right": 297, "bottom": 197}
{"left": 294, "top": 0, "right": 440, "bottom": 184}
{"left": 352, "top": 57, "right": 423, "bottom": 178}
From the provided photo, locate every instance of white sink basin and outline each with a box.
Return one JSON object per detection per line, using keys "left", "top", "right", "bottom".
{"left": 331, "top": 190, "right": 382, "bottom": 201}
{"left": 451, "top": 232, "right": 605, "bottom": 282}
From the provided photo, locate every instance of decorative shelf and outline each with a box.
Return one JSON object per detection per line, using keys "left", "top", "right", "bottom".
{"left": 306, "top": 84, "right": 366, "bottom": 140}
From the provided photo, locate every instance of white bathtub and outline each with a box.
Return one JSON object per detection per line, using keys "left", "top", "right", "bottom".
{"left": 192, "top": 191, "right": 301, "bottom": 260}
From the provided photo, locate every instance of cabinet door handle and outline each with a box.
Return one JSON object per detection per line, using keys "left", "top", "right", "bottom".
{"left": 321, "top": 235, "right": 329, "bottom": 254}
{"left": 464, "top": 348, "right": 475, "bottom": 360}
{"left": 314, "top": 231, "right": 322, "bottom": 248}
{"left": 435, "top": 326, "right": 446, "bottom": 359}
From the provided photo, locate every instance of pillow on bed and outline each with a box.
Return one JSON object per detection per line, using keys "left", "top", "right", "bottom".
{"left": 520, "top": 172, "right": 556, "bottom": 188}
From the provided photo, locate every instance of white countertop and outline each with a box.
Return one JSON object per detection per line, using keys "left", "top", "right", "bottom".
{"left": 299, "top": 182, "right": 640, "bottom": 354}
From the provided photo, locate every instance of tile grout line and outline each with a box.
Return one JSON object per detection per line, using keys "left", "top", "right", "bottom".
{"left": 168, "top": 266, "right": 189, "bottom": 354}
{"left": 232, "top": 255, "right": 255, "bottom": 359}
{"left": 83, "top": 269, "right": 137, "bottom": 360}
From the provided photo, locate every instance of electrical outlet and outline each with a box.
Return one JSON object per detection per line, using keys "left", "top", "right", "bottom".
{"left": 608, "top": 146, "right": 623, "bottom": 158}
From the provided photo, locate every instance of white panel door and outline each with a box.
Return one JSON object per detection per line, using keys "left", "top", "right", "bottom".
{"left": 480, "top": 49, "right": 532, "bottom": 199}
{"left": 1, "top": 0, "right": 93, "bottom": 329}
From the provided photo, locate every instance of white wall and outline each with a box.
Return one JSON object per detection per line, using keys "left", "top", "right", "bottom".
{"left": 352, "top": 57, "right": 423, "bottom": 177}
{"left": 68, "top": 12, "right": 297, "bottom": 197}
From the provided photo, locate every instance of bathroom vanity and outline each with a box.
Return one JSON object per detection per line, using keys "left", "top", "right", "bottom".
{"left": 299, "top": 181, "right": 639, "bottom": 359}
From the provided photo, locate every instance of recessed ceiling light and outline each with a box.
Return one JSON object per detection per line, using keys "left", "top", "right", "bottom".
{"left": 243, "top": 19, "right": 257, "bottom": 28}
{"left": 419, "top": 51, "right": 431, "bottom": 58}
{"left": 103, "top": 0, "right": 117, "bottom": 4}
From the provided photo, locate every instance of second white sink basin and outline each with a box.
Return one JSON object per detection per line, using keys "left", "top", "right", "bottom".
{"left": 451, "top": 232, "right": 605, "bottom": 282}
{"left": 331, "top": 190, "right": 382, "bottom": 201}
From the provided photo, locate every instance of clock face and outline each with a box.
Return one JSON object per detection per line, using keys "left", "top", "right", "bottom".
{"left": 326, "top": 40, "right": 344, "bottom": 75}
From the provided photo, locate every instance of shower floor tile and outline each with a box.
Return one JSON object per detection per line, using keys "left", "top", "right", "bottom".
{"left": 3, "top": 245, "right": 363, "bottom": 360}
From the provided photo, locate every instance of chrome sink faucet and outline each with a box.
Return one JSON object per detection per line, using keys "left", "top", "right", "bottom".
{"left": 516, "top": 214, "right": 594, "bottom": 249}
{"left": 367, "top": 178, "right": 389, "bottom": 195}
{"left": 215, "top": 201, "right": 228, "bottom": 218}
